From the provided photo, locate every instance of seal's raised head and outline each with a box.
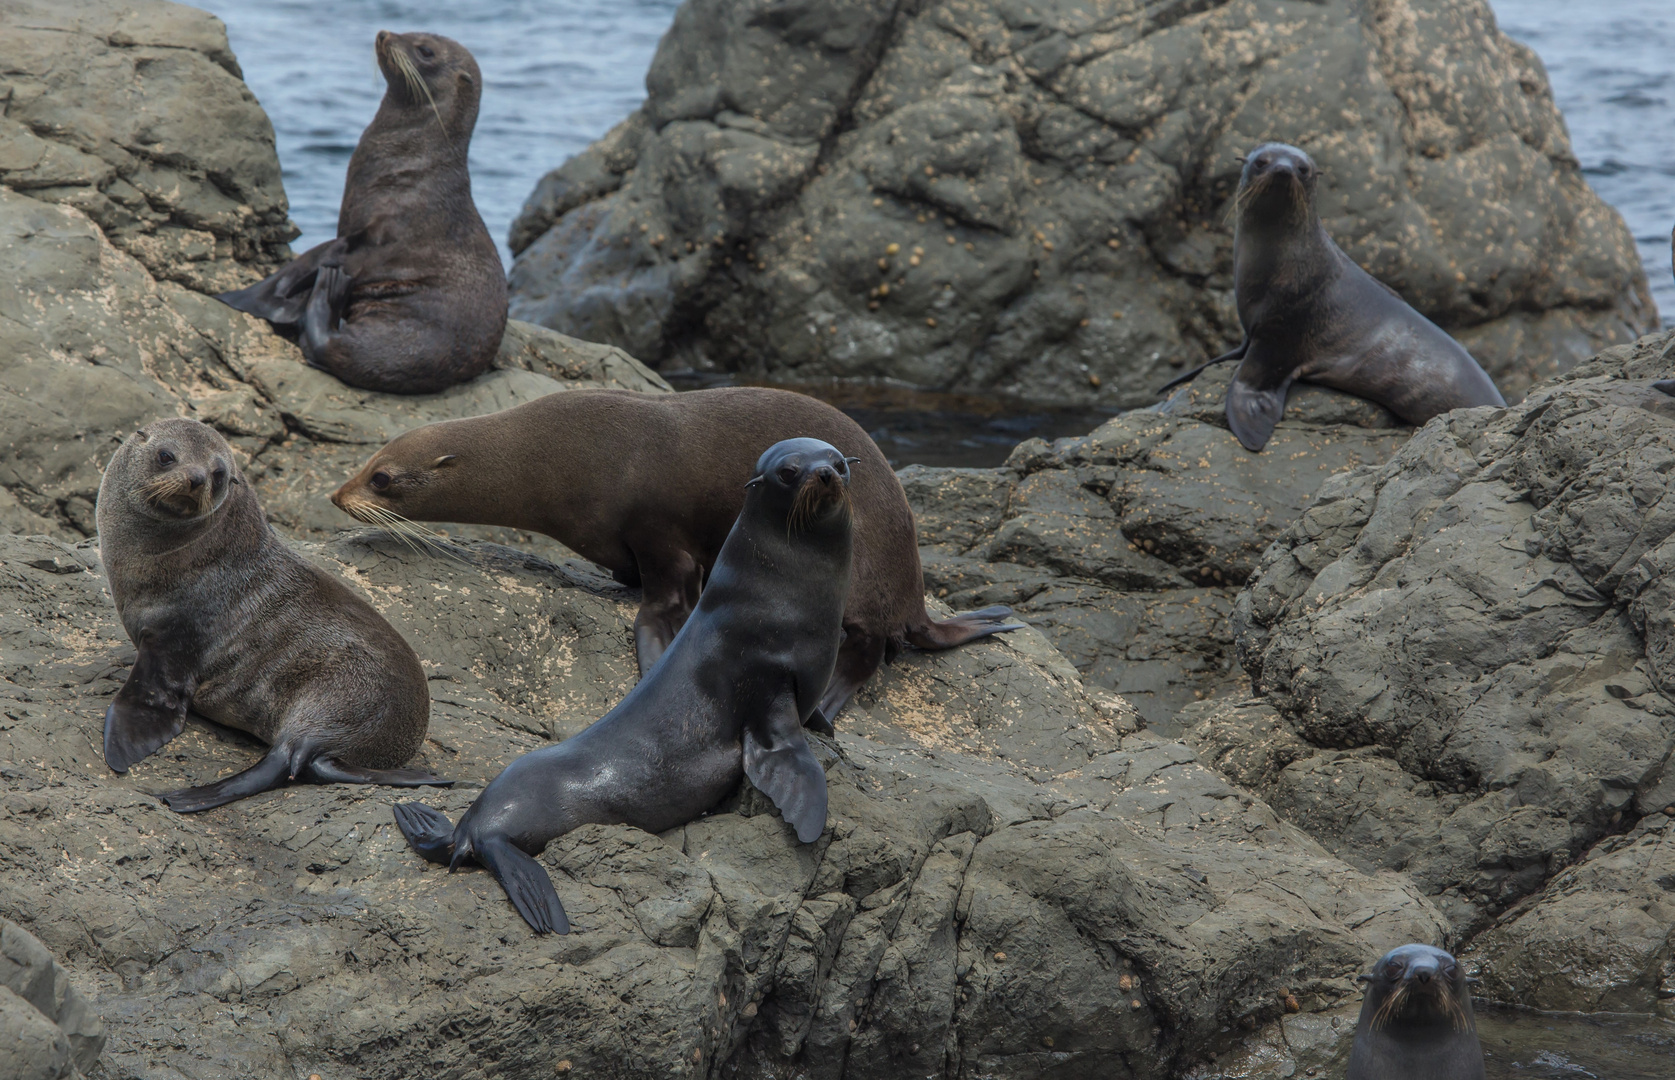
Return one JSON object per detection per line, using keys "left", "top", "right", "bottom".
{"left": 373, "top": 30, "right": 481, "bottom": 134}
{"left": 1235, "top": 142, "right": 1319, "bottom": 226}
{"left": 1348, "top": 943, "right": 1483, "bottom": 1080}
{"left": 107, "top": 418, "right": 238, "bottom": 524}
{"left": 747, "top": 437, "right": 857, "bottom": 533}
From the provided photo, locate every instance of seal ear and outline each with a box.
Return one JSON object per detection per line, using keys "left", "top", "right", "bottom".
{"left": 844, "top": 456, "right": 861, "bottom": 466}
{"left": 1356, "top": 973, "right": 1374, "bottom": 982}
{"left": 134, "top": 428, "right": 150, "bottom": 442}
{"left": 432, "top": 454, "right": 457, "bottom": 468}
{"left": 744, "top": 475, "right": 764, "bottom": 489}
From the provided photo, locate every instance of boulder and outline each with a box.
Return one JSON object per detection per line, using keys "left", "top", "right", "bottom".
{"left": 0, "top": 919, "right": 105, "bottom": 1080}
{"left": 1224, "top": 329, "right": 1675, "bottom": 1002}
{"left": 0, "top": 528, "right": 1448, "bottom": 1079}
{"left": 0, "top": 0, "right": 669, "bottom": 548}
{"left": 904, "top": 365, "right": 1409, "bottom": 727}
{"left": 506, "top": 0, "right": 1654, "bottom": 405}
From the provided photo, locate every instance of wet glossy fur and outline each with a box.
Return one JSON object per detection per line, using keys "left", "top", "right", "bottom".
{"left": 1348, "top": 944, "right": 1485, "bottom": 1080}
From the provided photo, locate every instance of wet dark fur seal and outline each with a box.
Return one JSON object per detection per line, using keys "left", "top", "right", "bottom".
{"left": 331, "top": 387, "right": 1020, "bottom": 729}
{"left": 216, "top": 31, "right": 506, "bottom": 394}
{"left": 96, "top": 418, "right": 450, "bottom": 811}
{"left": 392, "top": 438, "right": 848, "bottom": 934}
{"left": 1161, "top": 143, "right": 1505, "bottom": 451}
{"left": 1347, "top": 944, "right": 1485, "bottom": 1080}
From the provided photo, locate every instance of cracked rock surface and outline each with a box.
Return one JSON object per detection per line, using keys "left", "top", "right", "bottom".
{"left": 902, "top": 365, "right": 1409, "bottom": 728}
{"left": 1218, "top": 329, "right": 1675, "bottom": 1013}
{"left": 0, "top": 0, "right": 669, "bottom": 548}
{"left": 0, "top": 530, "right": 1447, "bottom": 1079}
{"left": 506, "top": 0, "right": 1654, "bottom": 405}
{"left": 0, "top": 918, "right": 106, "bottom": 1080}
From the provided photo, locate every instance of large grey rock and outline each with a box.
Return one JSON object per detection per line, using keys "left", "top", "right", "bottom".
{"left": 903, "top": 367, "right": 1408, "bottom": 727}
{"left": 0, "top": 919, "right": 105, "bottom": 1080}
{"left": 507, "top": 0, "right": 1654, "bottom": 405}
{"left": 0, "top": 0, "right": 669, "bottom": 547}
{"left": 1225, "top": 330, "right": 1675, "bottom": 987}
{"left": 0, "top": 529, "right": 1446, "bottom": 1079}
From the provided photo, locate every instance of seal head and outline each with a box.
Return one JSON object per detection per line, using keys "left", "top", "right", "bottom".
{"left": 391, "top": 437, "right": 848, "bottom": 934}
{"left": 1347, "top": 943, "right": 1484, "bottom": 1080}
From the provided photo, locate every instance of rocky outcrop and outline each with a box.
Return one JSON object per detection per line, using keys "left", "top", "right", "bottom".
{"left": 1220, "top": 329, "right": 1675, "bottom": 1012}
{"left": 0, "top": 0, "right": 669, "bottom": 548}
{"left": 506, "top": 0, "right": 1655, "bottom": 405}
{"left": 0, "top": 920, "right": 105, "bottom": 1080}
{"left": 904, "top": 365, "right": 1410, "bottom": 726}
{"left": 0, "top": 529, "right": 1447, "bottom": 1079}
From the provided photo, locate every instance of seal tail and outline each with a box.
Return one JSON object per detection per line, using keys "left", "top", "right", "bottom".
{"left": 476, "top": 836, "right": 570, "bottom": 935}
{"left": 905, "top": 605, "right": 1026, "bottom": 651}
{"left": 392, "top": 802, "right": 458, "bottom": 865}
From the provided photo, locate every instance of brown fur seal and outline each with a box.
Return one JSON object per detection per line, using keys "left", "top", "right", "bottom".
{"left": 331, "top": 387, "right": 1020, "bottom": 729}
{"left": 1347, "top": 944, "right": 1484, "bottom": 1080}
{"left": 96, "top": 418, "right": 450, "bottom": 811}
{"left": 216, "top": 31, "right": 507, "bottom": 394}
{"left": 1161, "top": 143, "right": 1505, "bottom": 451}
{"left": 393, "top": 438, "right": 847, "bottom": 934}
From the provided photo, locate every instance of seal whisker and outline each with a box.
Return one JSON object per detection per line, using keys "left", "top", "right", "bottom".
{"left": 393, "top": 48, "right": 446, "bottom": 134}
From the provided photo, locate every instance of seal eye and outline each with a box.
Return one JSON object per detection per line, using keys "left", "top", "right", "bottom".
{"left": 1385, "top": 961, "right": 1404, "bottom": 979}
{"left": 371, "top": 471, "right": 392, "bottom": 491}
{"left": 157, "top": 449, "right": 175, "bottom": 467}
{"left": 778, "top": 465, "right": 799, "bottom": 485}
{"left": 417, "top": 44, "right": 435, "bottom": 60}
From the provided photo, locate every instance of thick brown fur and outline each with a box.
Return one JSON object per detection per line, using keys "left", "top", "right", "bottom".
{"left": 332, "top": 387, "right": 1019, "bottom": 725}
{"left": 215, "top": 31, "right": 506, "bottom": 394}
{"left": 96, "top": 418, "right": 449, "bottom": 811}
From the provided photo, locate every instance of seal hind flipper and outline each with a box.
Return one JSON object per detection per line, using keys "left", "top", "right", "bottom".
{"left": 1157, "top": 338, "right": 1250, "bottom": 395}
{"left": 216, "top": 238, "right": 349, "bottom": 329}
{"left": 392, "top": 801, "right": 457, "bottom": 864}
{"left": 476, "top": 835, "right": 570, "bottom": 935}
{"left": 103, "top": 636, "right": 197, "bottom": 773}
{"left": 1225, "top": 369, "right": 1293, "bottom": 452}
{"left": 744, "top": 693, "right": 829, "bottom": 844}
{"left": 304, "top": 756, "right": 453, "bottom": 789}
{"left": 156, "top": 745, "right": 294, "bottom": 813}
{"left": 301, "top": 264, "right": 353, "bottom": 371}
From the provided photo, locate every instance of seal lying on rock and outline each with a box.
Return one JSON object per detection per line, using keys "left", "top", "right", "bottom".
{"left": 96, "top": 418, "right": 450, "bottom": 811}
{"left": 215, "top": 30, "right": 506, "bottom": 394}
{"left": 1161, "top": 143, "right": 1505, "bottom": 451}
{"left": 332, "top": 388, "right": 1020, "bottom": 728}
{"left": 1347, "top": 944, "right": 1484, "bottom": 1080}
{"left": 393, "top": 438, "right": 848, "bottom": 934}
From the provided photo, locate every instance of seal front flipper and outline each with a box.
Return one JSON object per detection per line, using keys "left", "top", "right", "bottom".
{"left": 103, "top": 634, "right": 197, "bottom": 773}
{"left": 393, "top": 802, "right": 457, "bottom": 864}
{"left": 744, "top": 692, "right": 829, "bottom": 844}
{"left": 156, "top": 744, "right": 294, "bottom": 813}
{"left": 476, "top": 835, "right": 570, "bottom": 935}
{"left": 1157, "top": 337, "right": 1249, "bottom": 395}
{"left": 304, "top": 756, "right": 453, "bottom": 789}
{"left": 1225, "top": 366, "right": 1293, "bottom": 452}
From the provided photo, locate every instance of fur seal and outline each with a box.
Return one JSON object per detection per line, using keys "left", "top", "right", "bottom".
{"left": 392, "top": 438, "right": 847, "bottom": 934}
{"left": 1161, "top": 143, "right": 1505, "bottom": 451}
{"left": 216, "top": 30, "right": 507, "bottom": 394}
{"left": 1347, "top": 944, "right": 1485, "bottom": 1080}
{"left": 331, "top": 387, "right": 1020, "bottom": 728}
{"left": 96, "top": 418, "right": 450, "bottom": 811}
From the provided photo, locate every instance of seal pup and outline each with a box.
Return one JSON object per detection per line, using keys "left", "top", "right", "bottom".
{"left": 1160, "top": 143, "right": 1505, "bottom": 451}
{"left": 392, "top": 438, "right": 848, "bottom": 934}
{"left": 1347, "top": 943, "right": 1485, "bottom": 1080}
{"left": 331, "top": 387, "right": 1021, "bottom": 729}
{"left": 96, "top": 418, "right": 450, "bottom": 811}
{"left": 216, "top": 31, "right": 507, "bottom": 394}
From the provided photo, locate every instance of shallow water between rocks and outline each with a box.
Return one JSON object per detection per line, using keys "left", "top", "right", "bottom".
{"left": 1477, "top": 1006, "right": 1673, "bottom": 1079}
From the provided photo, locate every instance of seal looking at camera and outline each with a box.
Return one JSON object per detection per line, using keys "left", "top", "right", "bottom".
{"left": 216, "top": 31, "right": 506, "bottom": 394}
{"left": 392, "top": 438, "right": 849, "bottom": 934}
{"left": 96, "top": 418, "right": 449, "bottom": 811}
{"left": 1347, "top": 943, "right": 1485, "bottom": 1080}
{"left": 1160, "top": 143, "right": 1505, "bottom": 451}
{"left": 332, "top": 387, "right": 1020, "bottom": 728}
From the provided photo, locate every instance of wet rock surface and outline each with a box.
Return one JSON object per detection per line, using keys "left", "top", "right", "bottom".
{"left": 1221, "top": 329, "right": 1675, "bottom": 1010}
{"left": 506, "top": 0, "right": 1655, "bottom": 405}
{"left": 0, "top": 529, "right": 1446, "bottom": 1080}
{"left": 0, "top": 0, "right": 669, "bottom": 549}
{"left": 903, "top": 366, "right": 1410, "bottom": 727}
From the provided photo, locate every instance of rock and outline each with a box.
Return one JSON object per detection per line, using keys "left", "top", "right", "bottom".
{"left": 0, "top": 0, "right": 670, "bottom": 549}
{"left": 903, "top": 368, "right": 1409, "bottom": 727}
{"left": 1225, "top": 330, "right": 1675, "bottom": 977}
{"left": 506, "top": 0, "right": 1655, "bottom": 405}
{"left": 0, "top": 919, "right": 106, "bottom": 1079}
{"left": 0, "top": 528, "right": 1447, "bottom": 1079}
